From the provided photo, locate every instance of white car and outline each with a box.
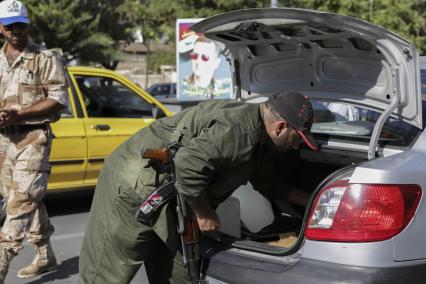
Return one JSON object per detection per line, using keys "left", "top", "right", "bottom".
{"left": 191, "top": 8, "right": 426, "bottom": 284}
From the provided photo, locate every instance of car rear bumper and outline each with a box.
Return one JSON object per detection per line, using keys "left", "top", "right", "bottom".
{"left": 205, "top": 250, "right": 426, "bottom": 284}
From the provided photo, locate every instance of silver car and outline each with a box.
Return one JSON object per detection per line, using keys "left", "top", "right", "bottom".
{"left": 190, "top": 8, "right": 426, "bottom": 284}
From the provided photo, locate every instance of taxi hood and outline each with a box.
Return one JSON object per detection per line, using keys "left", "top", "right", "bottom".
{"left": 191, "top": 8, "right": 422, "bottom": 129}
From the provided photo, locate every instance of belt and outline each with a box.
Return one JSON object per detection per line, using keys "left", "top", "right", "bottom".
{"left": 0, "top": 124, "right": 47, "bottom": 135}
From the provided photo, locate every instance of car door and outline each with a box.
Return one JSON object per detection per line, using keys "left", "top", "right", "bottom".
{"left": 49, "top": 73, "right": 88, "bottom": 191}
{"left": 67, "top": 67, "right": 171, "bottom": 186}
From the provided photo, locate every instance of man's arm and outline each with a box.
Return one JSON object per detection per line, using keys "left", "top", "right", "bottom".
{"left": 250, "top": 150, "right": 309, "bottom": 207}
{"left": 0, "top": 99, "right": 64, "bottom": 127}
{"left": 0, "top": 51, "right": 69, "bottom": 127}
{"left": 174, "top": 123, "right": 246, "bottom": 233}
{"left": 184, "top": 192, "right": 221, "bottom": 233}
{"left": 251, "top": 174, "right": 309, "bottom": 206}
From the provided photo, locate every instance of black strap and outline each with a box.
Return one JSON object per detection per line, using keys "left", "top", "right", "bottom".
{"left": 0, "top": 124, "right": 47, "bottom": 135}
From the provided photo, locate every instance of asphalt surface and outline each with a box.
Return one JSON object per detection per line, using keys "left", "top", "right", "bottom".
{"left": 4, "top": 189, "right": 149, "bottom": 284}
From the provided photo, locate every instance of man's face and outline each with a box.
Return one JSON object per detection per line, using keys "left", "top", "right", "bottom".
{"left": 191, "top": 41, "right": 221, "bottom": 81}
{"left": 271, "top": 123, "right": 303, "bottom": 153}
{"left": 0, "top": 22, "right": 29, "bottom": 49}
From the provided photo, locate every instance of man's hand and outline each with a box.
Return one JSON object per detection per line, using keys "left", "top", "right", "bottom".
{"left": 184, "top": 192, "right": 221, "bottom": 233}
{"left": 0, "top": 99, "right": 64, "bottom": 128}
{"left": 196, "top": 211, "right": 221, "bottom": 233}
{"left": 0, "top": 109, "right": 19, "bottom": 127}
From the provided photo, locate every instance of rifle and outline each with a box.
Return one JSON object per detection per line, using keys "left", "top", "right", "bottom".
{"left": 137, "top": 143, "right": 206, "bottom": 283}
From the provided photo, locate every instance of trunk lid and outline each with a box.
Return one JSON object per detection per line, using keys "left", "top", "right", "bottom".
{"left": 191, "top": 8, "right": 422, "bottom": 129}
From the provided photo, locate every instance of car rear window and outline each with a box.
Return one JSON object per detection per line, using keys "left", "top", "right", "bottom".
{"left": 311, "top": 100, "right": 421, "bottom": 147}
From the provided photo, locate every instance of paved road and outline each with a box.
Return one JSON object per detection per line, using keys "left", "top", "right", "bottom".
{"left": 5, "top": 189, "right": 149, "bottom": 284}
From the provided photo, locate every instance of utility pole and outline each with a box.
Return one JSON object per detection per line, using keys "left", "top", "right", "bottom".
{"left": 369, "top": 0, "right": 374, "bottom": 21}
{"left": 271, "top": 0, "right": 278, "bottom": 8}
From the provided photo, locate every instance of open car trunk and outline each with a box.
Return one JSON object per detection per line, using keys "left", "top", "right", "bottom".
{"left": 212, "top": 99, "right": 422, "bottom": 253}
{"left": 192, "top": 8, "right": 423, "bottom": 254}
{"left": 215, "top": 145, "right": 364, "bottom": 251}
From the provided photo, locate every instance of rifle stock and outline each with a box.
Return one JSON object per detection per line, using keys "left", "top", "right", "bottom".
{"left": 142, "top": 147, "right": 170, "bottom": 164}
{"left": 183, "top": 215, "right": 200, "bottom": 243}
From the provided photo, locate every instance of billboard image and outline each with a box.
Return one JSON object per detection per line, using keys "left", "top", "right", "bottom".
{"left": 176, "top": 19, "right": 233, "bottom": 100}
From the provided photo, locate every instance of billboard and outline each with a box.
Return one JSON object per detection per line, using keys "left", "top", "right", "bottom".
{"left": 176, "top": 18, "right": 233, "bottom": 101}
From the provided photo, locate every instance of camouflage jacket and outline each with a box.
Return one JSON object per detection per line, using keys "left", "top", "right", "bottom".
{"left": 0, "top": 42, "right": 68, "bottom": 124}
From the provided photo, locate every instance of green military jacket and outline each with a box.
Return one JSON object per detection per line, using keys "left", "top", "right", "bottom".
{"left": 105, "top": 100, "right": 291, "bottom": 249}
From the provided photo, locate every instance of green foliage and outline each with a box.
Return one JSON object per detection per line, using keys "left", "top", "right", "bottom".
{"left": 147, "top": 50, "right": 176, "bottom": 74}
{"left": 280, "top": 0, "right": 426, "bottom": 55}
{"left": 23, "top": 0, "right": 132, "bottom": 69}
{"left": 125, "top": 0, "right": 426, "bottom": 56}
{"left": 6, "top": 0, "right": 424, "bottom": 69}
{"left": 80, "top": 0, "right": 135, "bottom": 68}
{"left": 25, "top": 0, "right": 102, "bottom": 64}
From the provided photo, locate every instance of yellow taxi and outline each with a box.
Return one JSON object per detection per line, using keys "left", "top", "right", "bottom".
{"left": 49, "top": 66, "right": 173, "bottom": 191}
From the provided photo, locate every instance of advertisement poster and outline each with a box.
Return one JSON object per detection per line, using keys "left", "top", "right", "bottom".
{"left": 176, "top": 19, "right": 233, "bottom": 100}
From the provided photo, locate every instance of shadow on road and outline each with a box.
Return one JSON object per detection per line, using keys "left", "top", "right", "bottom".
{"left": 44, "top": 189, "right": 95, "bottom": 217}
{"left": 24, "top": 256, "right": 79, "bottom": 284}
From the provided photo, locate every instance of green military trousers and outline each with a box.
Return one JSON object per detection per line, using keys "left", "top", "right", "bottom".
{"left": 78, "top": 163, "right": 190, "bottom": 284}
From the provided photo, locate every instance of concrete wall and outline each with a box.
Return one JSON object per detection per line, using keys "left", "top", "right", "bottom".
{"left": 115, "top": 52, "right": 176, "bottom": 90}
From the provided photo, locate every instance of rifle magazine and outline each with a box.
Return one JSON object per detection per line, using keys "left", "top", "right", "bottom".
{"left": 135, "top": 180, "right": 177, "bottom": 226}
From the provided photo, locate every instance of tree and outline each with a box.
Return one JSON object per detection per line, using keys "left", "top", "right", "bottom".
{"left": 24, "top": 0, "right": 140, "bottom": 69}
{"left": 24, "top": 0, "right": 115, "bottom": 67}
{"left": 7, "top": 0, "right": 422, "bottom": 70}
{"left": 79, "top": 0, "right": 137, "bottom": 69}
{"left": 412, "top": 0, "right": 426, "bottom": 55}
{"left": 128, "top": 0, "right": 425, "bottom": 56}
{"left": 280, "top": 0, "right": 426, "bottom": 55}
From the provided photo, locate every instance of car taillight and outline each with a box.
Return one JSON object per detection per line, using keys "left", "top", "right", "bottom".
{"left": 305, "top": 179, "right": 422, "bottom": 242}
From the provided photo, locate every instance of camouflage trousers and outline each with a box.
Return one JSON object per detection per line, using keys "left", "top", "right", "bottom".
{"left": 0, "top": 127, "right": 54, "bottom": 253}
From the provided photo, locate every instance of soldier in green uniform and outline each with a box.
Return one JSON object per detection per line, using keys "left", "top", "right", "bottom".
{"left": 78, "top": 91, "right": 318, "bottom": 284}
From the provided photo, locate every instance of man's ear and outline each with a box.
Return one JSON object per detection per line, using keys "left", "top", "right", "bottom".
{"left": 275, "top": 120, "right": 288, "bottom": 136}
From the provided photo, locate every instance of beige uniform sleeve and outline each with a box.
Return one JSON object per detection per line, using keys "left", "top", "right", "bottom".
{"left": 38, "top": 52, "right": 68, "bottom": 107}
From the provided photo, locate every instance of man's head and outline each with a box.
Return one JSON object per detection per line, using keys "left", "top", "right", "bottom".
{"left": 190, "top": 37, "right": 222, "bottom": 86}
{"left": 0, "top": 0, "right": 30, "bottom": 49}
{"left": 262, "top": 91, "right": 318, "bottom": 152}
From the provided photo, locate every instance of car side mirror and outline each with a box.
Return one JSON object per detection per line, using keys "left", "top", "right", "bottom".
{"left": 152, "top": 105, "right": 166, "bottom": 119}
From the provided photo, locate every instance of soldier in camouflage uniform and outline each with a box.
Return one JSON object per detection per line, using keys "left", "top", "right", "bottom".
{"left": 0, "top": 0, "right": 68, "bottom": 282}
{"left": 78, "top": 91, "right": 317, "bottom": 284}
